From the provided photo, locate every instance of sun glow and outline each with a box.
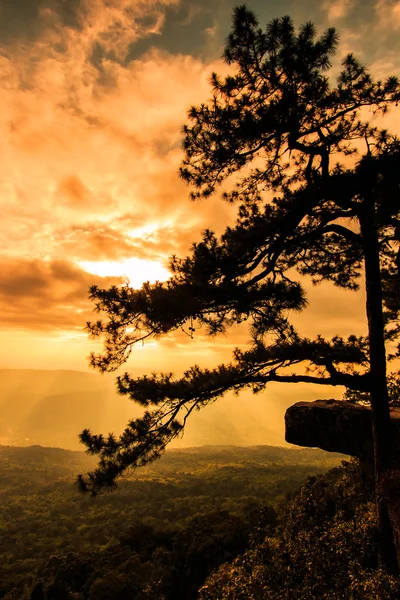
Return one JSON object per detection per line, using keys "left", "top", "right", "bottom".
{"left": 126, "top": 221, "right": 165, "bottom": 240}
{"left": 78, "top": 257, "right": 171, "bottom": 288}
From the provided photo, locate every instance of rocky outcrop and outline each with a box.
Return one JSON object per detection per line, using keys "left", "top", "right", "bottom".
{"left": 285, "top": 399, "right": 400, "bottom": 571}
{"left": 285, "top": 399, "right": 400, "bottom": 461}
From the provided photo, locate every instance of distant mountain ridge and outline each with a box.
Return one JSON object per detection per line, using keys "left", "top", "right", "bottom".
{"left": 0, "top": 368, "right": 135, "bottom": 450}
{"left": 0, "top": 368, "right": 336, "bottom": 450}
{"left": 0, "top": 442, "right": 346, "bottom": 486}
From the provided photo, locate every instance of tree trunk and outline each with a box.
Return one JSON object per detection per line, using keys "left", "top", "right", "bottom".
{"left": 359, "top": 189, "right": 398, "bottom": 574}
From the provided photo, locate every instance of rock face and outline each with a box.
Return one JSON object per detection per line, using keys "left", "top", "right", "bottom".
{"left": 285, "top": 399, "right": 400, "bottom": 570}
{"left": 285, "top": 399, "right": 400, "bottom": 461}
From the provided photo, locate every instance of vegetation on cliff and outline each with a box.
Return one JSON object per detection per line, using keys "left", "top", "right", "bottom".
{"left": 200, "top": 461, "right": 400, "bottom": 599}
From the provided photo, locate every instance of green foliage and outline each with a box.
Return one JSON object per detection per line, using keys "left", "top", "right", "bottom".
{"left": 199, "top": 461, "right": 400, "bottom": 600}
{"left": 0, "top": 444, "right": 341, "bottom": 599}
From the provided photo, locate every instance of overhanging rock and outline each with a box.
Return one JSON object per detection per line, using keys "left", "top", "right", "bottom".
{"left": 285, "top": 399, "right": 400, "bottom": 461}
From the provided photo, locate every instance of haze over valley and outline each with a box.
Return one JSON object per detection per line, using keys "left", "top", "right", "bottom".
{"left": 0, "top": 368, "right": 341, "bottom": 451}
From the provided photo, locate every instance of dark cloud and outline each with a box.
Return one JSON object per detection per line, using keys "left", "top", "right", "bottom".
{"left": 123, "top": 0, "right": 400, "bottom": 76}
{"left": 0, "top": 257, "right": 121, "bottom": 330}
{"left": 125, "top": 0, "right": 328, "bottom": 63}
{"left": 285, "top": 0, "right": 400, "bottom": 70}
{"left": 347, "top": 2, "right": 400, "bottom": 66}
{"left": 0, "top": 0, "right": 81, "bottom": 45}
{"left": 0, "top": 0, "right": 396, "bottom": 78}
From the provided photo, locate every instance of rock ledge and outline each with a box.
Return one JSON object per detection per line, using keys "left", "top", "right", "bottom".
{"left": 285, "top": 399, "right": 400, "bottom": 460}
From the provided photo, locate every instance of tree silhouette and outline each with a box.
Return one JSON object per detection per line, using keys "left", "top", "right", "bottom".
{"left": 78, "top": 6, "right": 400, "bottom": 571}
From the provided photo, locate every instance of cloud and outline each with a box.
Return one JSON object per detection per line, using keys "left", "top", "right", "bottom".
{"left": 0, "top": 0, "right": 234, "bottom": 291}
{"left": 54, "top": 175, "right": 114, "bottom": 210}
{"left": 0, "top": 0, "right": 399, "bottom": 376}
{"left": 54, "top": 223, "right": 139, "bottom": 260}
{"left": 374, "top": 0, "right": 400, "bottom": 30}
{"left": 323, "top": 0, "right": 353, "bottom": 21}
{"left": 0, "top": 257, "right": 121, "bottom": 330}
{"left": 0, "top": 0, "right": 81, "bottom": 45}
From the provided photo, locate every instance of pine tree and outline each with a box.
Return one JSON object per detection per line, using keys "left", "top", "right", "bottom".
{"left": 77, "top": 5, "right": 400, "bottom": 572}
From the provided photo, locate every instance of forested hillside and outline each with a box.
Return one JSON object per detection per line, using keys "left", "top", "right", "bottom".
{"left": 0, "top": 444, "right": 343, "bottom": 599}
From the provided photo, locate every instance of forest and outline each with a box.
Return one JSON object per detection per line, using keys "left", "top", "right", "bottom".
{"left": 0, "top": 444, "right": 343, "bottom": 599}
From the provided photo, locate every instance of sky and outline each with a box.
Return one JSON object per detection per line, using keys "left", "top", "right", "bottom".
{"left": 1, "top": 0, "right": 400, "bottom": 447}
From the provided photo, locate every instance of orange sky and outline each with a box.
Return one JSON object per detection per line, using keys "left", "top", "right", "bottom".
{"left": 1, "top": 0, "right": 400, "bottom": 412}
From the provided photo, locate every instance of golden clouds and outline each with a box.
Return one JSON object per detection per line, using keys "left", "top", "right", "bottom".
{"left": 77, "top": 256, "right": 170, "bottom": 287}
{"left": 77, "top": 0, "right": 179, "bottom": 61}
{"left": 0, "top": 257, "right": 121, "bottom": 330}
{"left": 374, "top": 0, "right": 400, "bottom": 30}
{"left": 0, "top": 0, "right": 232, "bottom": 341}
{"left": 55, "top": 223, "right": 139, "bottom": 260}
{"left": 56, "top": 175, "right": 97, "bottom": 209}
{"left": 322, "top": 0, "right": 352, "bottom": 21}
{"left": 0, "top": 0, "right": 399, "bottom": 371}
